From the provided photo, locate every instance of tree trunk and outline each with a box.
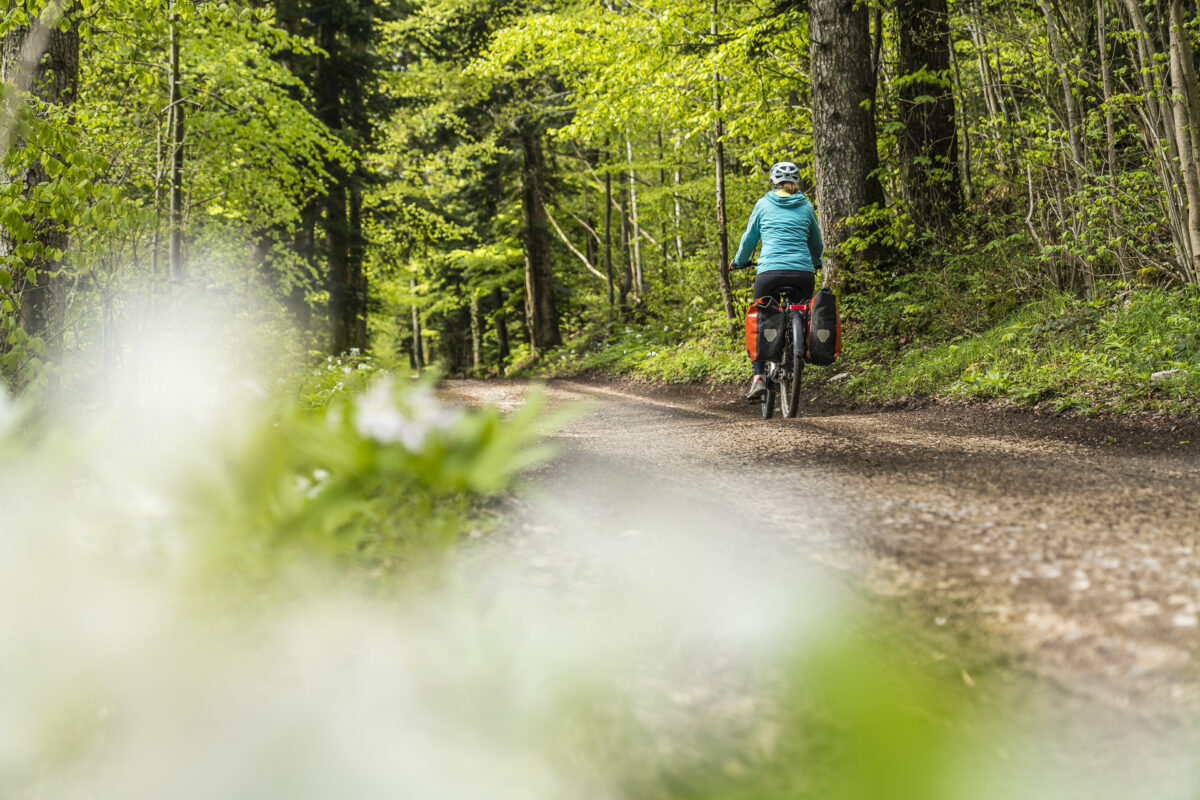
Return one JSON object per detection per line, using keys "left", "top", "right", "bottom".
{"left": 897, "top": 0, "right": 960, "bottom": 230}
{"left": 289, "top": 200, "right": 319, "bottom": 331}
{"left": 325, "top": 176, "right": 352, "bottom": 353}
{"left": 470, "top": 292, "right": 481, "bottom": 372}
{"left": 583, "top": 178, "right": 597, "bottom": 268}
{"left": 1118, "top": 0, "right": 1189, "bottom": 269}
{"left": 673, "top": 164, "right": 685, "bottom": 262}
{"left": 1096, "top": 0, "right": 1118, "bottom": 179}
{"left": 348, "top": 178, "right": 367, "bottom": 350}
{"left": 657, "top": 130, "right": 669, "bottom": 274}
{"left": 618, "top": 178, "right": 632, "bottom": 308}
{"left": 810, "top": 0, "right": 885, "bottom": 287}
{"left": 604, "top": 159, "right": 615, "bottom": 305}
{"left": 314, "top": 18, "right": 355, "bottom": 354}
{"left": 1038, "top": 0, "right": 1085, "bottom": 172}
{"left": 1168, "top": 0, "right": 1200, "bottom": 281}
{"left": 1, "top": 2, "right": 80, "bottom": 353}
{"left": 712, "top": 0, "right": 735, "bottom": 321}
{"left": 168, "top": 0, "right": 185, "bottom": 282}
{"left": 626, "top": 139, "right": 643, "bottom": 294}
{"left": 410, "top": 278, "right": 424, "bottom": 372}
{"left": 491, "top": 286, "right": 510, "bottom": 363}
{"left": 947, "top": 30, "right": 973, "bottom": 203}
{"left": 966, "top": 0, "right": 1009, "bottom": 172}
{"left": 518, "top": 121, "right": 560, "bottom": 353}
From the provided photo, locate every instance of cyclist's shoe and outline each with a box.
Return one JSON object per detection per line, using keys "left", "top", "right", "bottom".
{"left": 746, "top": 375, "right": 767, "bottom": 400}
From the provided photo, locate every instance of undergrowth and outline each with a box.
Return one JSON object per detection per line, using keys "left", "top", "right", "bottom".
{"left": 847, "top": 286, "right": 1200, "bottom": 413}
{"left": 517, "top": 246, "right": 1200, "bottom": 415}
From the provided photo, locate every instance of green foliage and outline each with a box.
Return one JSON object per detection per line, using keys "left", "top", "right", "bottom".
{"left": 843, "top": 286, "right": 1200, "bottom": 414}
{"left": 185, "top": 375, "right": 557, "bottom": 581}
{"left": 526, "top": 305, "right": 745, "bottom": 386}
{"left": 2, "top": 365, "right": 556, "bottom": 590}
{"left": 0, "top": 0, "right": 350, "bottom": 390}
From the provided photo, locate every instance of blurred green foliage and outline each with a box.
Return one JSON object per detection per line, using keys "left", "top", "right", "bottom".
{"left": 187, "top": 377, "right": 558, "bottom": 586}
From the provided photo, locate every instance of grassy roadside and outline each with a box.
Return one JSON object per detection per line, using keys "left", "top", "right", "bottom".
{"left": 514, "top": 283, "right": 1200, "bottom": 417}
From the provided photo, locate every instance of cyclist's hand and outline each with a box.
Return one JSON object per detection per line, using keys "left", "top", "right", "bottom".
{"left": 729, "top": 259, "right": 743, "bottom": 272}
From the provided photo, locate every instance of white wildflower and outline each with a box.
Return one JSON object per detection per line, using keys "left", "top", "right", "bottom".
{"left": 333, "top": 382, "right": 344, "bottom": 392}
{"left": 354, "top": 379, "right": 460, "bottom": 451}
{"left": 299, "top": 469, "right": 330, "bottom": 499}
{"left": 349, "top": 347, "right": 361, "bottom": 357}
{"left": 357, "top": 363, "right": 370, "bottom": 370}
{"left": 342, "top": 366, "right": 352, "bottom": 374}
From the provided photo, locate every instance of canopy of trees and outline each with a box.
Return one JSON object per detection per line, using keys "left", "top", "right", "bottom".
{"left": 4, "top": 0, "right": 1200, "bottom": 386}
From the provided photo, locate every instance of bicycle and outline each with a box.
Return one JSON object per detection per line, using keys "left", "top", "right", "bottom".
{"left": 754, "top": 290, "right": 809, "bottom": 419}
{"left": 733, "top": 261, "right": 810, "bottom": 419}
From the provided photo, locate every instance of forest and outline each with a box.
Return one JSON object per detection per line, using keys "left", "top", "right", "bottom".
{"left": 5, "top": 3, "right": 1200, "bottom": 797}
{"left": 3, "top": 0, "right": 1200, "bottom": 409}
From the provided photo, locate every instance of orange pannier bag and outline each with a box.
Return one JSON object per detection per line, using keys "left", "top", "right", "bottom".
{"left": 745, "top": 297, "right": 786, "bottom": 362}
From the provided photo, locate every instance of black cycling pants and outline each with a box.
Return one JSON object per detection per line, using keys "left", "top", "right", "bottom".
{"left": 751, "top": 270, "right": 815, "bottom": 375}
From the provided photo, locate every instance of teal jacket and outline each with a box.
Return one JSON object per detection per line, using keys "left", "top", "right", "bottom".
{"left": 733, "top": 190, "right": 823, "bottom": 274}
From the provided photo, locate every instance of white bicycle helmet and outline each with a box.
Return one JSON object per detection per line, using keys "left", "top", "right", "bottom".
{"left": 769, "top": 161, "right": 801, "bottom": 185}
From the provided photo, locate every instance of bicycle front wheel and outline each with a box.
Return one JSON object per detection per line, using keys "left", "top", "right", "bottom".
{"left": 760, "top": 382, "right": 776, "bottom": 419}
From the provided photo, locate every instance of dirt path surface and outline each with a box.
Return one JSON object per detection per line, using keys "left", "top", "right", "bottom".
{"left": 442, "top": 378, "right": 1200, "bottom": 793}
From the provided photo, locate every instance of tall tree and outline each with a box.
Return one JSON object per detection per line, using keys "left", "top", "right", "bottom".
{"left": 712, "top": 0, "right": 735, "bottom": 321}
{"left": 809, "top": 0, "right": 884, "bottom": 285}
{"left": 897, "top": 0, "right": 961, "bottom": 230}
{"left": 517, "top": 116, "right": 560, "bottom": 352}
{"left": 1, "top": 1, "right": 80, "bottom": 349}
{"left": 277, "top": 0, "right": 380, "bottom": 353}
{"left": 167, "top": 0, "right": 184, "bottom": 281}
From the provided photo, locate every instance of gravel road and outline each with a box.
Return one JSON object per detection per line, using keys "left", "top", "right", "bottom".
{"left": 442, "top": 377, "right": 1200, "bottom": 794}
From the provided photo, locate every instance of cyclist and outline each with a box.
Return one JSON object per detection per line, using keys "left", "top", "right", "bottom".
{"left": 729, "top": 161, "right": 824, "bottom": 400}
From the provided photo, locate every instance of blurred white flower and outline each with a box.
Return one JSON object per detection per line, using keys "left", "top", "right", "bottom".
{"left": 342, "top": 366, "right": 352, "bottom": 375}
{"left": 357, "top": 364, "right": 370, "bottom": 371}
{"left": 349, "top": 348, "right": 361, "bottom": 357}
{"left": 354, "top": 380, "right": 460, "bottom": 451}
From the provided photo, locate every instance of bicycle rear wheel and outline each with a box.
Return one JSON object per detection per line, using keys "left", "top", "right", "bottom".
{"left": 781, "top": 352, "right": 805, "bottom": 418}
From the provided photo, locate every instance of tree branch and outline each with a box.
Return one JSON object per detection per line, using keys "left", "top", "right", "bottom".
{"left": 545, "top": 205, "right": 607, "bottom": 281}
